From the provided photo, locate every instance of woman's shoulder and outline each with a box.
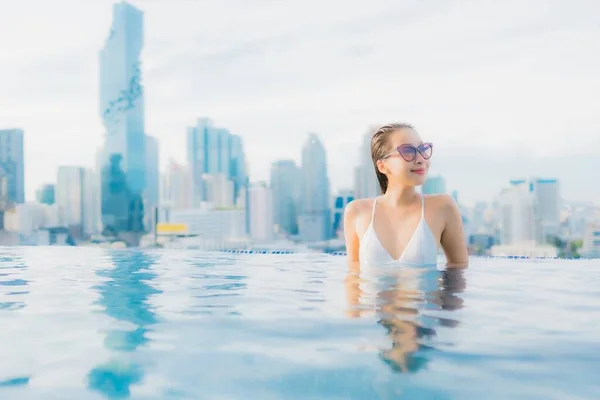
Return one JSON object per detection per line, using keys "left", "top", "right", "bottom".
{"left": 345, "top": 197, "right": 377, "bottom": 217}
{"left": 423, "top": 193, "right": 460, "bottom": 215}
{"left": 423, "top": 193, "right": 455, "bottom": 206}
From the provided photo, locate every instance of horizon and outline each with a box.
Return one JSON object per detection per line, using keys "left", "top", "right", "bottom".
{"left": 1, "top": 0, "right": 599, "bottom": 204}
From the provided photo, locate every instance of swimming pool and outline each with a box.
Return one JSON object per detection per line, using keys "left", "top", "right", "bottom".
{"left": 0, "top": 247, "right": 598, "bottom": 399}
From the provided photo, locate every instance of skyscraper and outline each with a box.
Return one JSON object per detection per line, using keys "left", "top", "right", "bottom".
{"left": 57, "top": 167, "right": 84, "bottom": 230}
{"left": 145, "top": 135, "right": 159, "bottom": 210}
{"left": 229, "top": 134, "right": 247, "bottom": 203}
{"left": 510, "top": 178, "right": 561, "bottom": 242}
{"left": 332, "top": 189, "right": 354, "bottom": 238}
{"left": 187, "top": 118, "right": 247, "bottom": 207}
{"left": 248, "top": 181, "right": 274, "bottom": 243}
{"left": 353, "top": 128, "right": 379, "bottom": 199}
{"left": 299, "top": 134, "right": 331, "bottom": 242}
{"left": 99, "top": 1, "right": 147, "bottom": 233}
{"left": 56, "top": 166, "right": 98, "bottom": 237}
{"left": 82, "top": 168, "right": 100, "bottom": 236}
{"left": 160, "top": 160, "right": 192, "bottom": 210}
{"left": 187, "top": 118, "right": 209, "bottom": 207}
{"left": 36, "top": 184, "right": 55, "bottom": 205}
{"left": 0, "top": 129, "right": 25, "bottom": 209}
{"left": 270, "top": 160, "right": 300, "bottom": 235}
{"left": 497, "top": 184, "right": 540, "bottom": 245}
{"left": 204, "top": 173, "right": 234, "bottom": 208}
{"left": 530, "top": 178, "right": 560, "bottom": 240}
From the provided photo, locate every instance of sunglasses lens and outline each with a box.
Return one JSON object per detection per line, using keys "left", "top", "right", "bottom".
{"left": 419, "top": 143, "right": 432, "bottom": 159}
{"left": 398, "top": 146, "right": 416, "bottom": 161}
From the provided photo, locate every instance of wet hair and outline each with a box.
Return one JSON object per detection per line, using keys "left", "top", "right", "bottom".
{"left": 370, "top": 123, "right": 415, "bottom": 194}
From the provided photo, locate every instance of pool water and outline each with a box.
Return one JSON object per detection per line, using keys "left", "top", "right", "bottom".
{"left": 0, "top": 247, "right": 599, "bottom": 399}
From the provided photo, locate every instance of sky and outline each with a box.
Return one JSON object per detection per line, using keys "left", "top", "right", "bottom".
{"left": 0, "top": 0, "right": 599, "bottom": 205}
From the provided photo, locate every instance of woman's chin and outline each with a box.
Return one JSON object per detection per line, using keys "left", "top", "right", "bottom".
{"left": 411, "top": 175, "right": 427, "bottom": 186}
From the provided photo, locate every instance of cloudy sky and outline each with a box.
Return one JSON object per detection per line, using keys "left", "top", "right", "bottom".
{"left": 1, "top": 0, "right": 599, "bottom": 204}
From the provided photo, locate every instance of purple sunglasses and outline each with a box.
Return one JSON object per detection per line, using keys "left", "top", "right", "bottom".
{"left": 381, "top": 142, "right": 433, "bottom": 162}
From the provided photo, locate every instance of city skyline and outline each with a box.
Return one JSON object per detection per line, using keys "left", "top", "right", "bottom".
{"left": 1, "top": 0, "right": 599, "bottom": 205}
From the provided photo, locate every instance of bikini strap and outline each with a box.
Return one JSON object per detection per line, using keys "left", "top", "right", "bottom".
{"left": 421, "top": 194, "right": 425, "bottom": 218}
{"left": 371, "top": 196, "right": 378, "bottom": 222}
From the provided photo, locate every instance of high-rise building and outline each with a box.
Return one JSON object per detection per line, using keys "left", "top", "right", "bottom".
{"left": 36, "top": 184, "right": 55, "bottom": 205}
{"left": 229, "top": 134, "right": 247, "bottom": 204}
{"left": 270, "top": 160, "right": 300, "bottom": 235}
{"left": 353, "top": 128, "right": 379, "bottom": 199}
{"left": 510, "top": 178, "right": 560, "bottom": 242}
{"left": 82, "top": 168, "right": 100, "bottom": 236}
{"left": 530, "top": 178, "right": 560, "bottom": 240}
{"left": 580, "top": 221, "right": 600, "bottom": 258}
{"left": 204, "top": 173, "right": 234, "bottom": 208}
{"left": 160, "top": 160, "right": 192, "bottom": 210}
{"left": 56, "top": 166, "right": 98, "bottom": 237}
{"left": 332, "top": 189, "right": 354, "bottom": 238}
{"left": 497, "top": 184, "right": 540, "bottom": 245}
{"left": 187, "top": 118, "right": 247, "bottom": 207}
{"left": 0, "top": 129, "right": 25, "bottom": 210}
{"left": 248, "top": 181, "right": 274, "bottom": 243}
{"left": 299, "top": 134, "right": 331, "bottom": 242}
{"left": 145, "top": 135, "right": 159, "bottom": 210}
{"left": 99, "top": 1, "right": 147, "bottom": 233}
{"left": 187, "top": 118, "right": 209, "bottom": 206}
{"left": 422, "top": 175, "right": 447, "bottom": 194}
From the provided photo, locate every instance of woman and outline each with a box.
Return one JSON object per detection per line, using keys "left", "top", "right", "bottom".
{"left": 344, "top": 123, "right": 468, "bottom": 268}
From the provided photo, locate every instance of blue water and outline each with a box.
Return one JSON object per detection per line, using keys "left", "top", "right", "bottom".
{"left": 0, "top": 247, "right": 599, "bottom": 400}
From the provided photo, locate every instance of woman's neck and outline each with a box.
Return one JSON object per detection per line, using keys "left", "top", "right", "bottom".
{"left": 381, "top": 185, "right": 420, "bottom": 207}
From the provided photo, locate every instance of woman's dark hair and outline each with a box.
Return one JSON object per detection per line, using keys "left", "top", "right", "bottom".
{"left": 371, "top": 123, "right": 415, "bottom": 194}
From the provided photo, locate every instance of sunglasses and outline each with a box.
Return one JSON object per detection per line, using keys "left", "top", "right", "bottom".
{"left": 382, "top": 142, "right": 433, "bottom": 162}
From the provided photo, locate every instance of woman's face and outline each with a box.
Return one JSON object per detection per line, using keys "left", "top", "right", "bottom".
{"left": 377, "top": 128, "right": 432, "bottom": 187}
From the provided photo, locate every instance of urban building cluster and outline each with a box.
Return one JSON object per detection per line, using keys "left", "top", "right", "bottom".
{"left": 1, "top": 1, "right": 598, "bottom": 258}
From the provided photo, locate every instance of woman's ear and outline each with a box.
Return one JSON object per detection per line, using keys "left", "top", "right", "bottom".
{"left": 376, "top": 159, "right": 387, "bottom": 175}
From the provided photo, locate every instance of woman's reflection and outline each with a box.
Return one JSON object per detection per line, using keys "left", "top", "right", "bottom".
{"left": 345, "top": 263, "right": 466, "bottom": 373}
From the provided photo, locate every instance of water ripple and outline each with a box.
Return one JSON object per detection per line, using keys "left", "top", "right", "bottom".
{"left": 0, "top": 247, "right": 598, "bottom": 399}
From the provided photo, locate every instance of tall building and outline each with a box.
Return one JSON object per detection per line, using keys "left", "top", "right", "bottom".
{"left": 332, "top": 189, "right": 354, "bottom": 238}
{"left": 187, "top": 118, "right": 247, "bottom": 207}
{"left": 145, "top": 135, "right": 159, "bottom": 209}
{"left": 0, "top": 129, "right": 25, "bottom": 210}
{"left": 248, "top": 181, "right": 274, "bottom": 243}
{"left": 36, "top": 184, "right": 55, "bottom": 205}
{"left": 56, "top": 166, "right": 98, "bottom": 237}
{"left": 422, "top": 175, "right": 446, "bottom": 194}
{"left": 531, "top": 178, "right": 560, "bottom": 240}
{"left": 82, "top": 168, "right": 100, "bottom": 236}
{"left": 160, "top": 160, "right": 192, "bottom": 210}
{"left": 99, "top": 1, "right": 147, "bottom": 233}
{"left": 299, "top": 134, "right": 331, "bottom": 242}
{"left": 204, "top": 173, "right": 234, "bottom": 208}
{"left": 511, "top": 178, "right": 560, "bottom": 242}
{"left": 580, "top": 221, "right": 600, "bottom": 258}
{"left": 270, "top": 160, "right": 300, "bottom": 235}
{"left": 229, "top": 134, "right": 247, "bottom": 204}
{"left": 497, "top": 184, "right": 540, "bottom": 245}
{"left": 353, "top": 128, "right": 379, "bottom": 199}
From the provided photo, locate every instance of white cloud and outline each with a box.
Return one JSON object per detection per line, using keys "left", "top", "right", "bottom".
{"left": 0, "top": 0, "right": 599, "bottom": 203}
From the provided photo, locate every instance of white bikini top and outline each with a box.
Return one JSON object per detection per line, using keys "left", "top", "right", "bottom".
{"left": 359, "top": 195, "right": 438, "bottom": 267}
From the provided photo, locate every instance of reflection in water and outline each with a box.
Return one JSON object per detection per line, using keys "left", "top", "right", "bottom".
{"left": 345, "top": 264, "right": 466, "bottom": 374}
{"left": 0, "top": 377, "right": 29, "bottom": 387}
{"left": 0, "top": 251, "right": 30, "bottom": 388}
{"left": 87, "top": 250, "right": 161, "bottom": 398}
{"left": 0, "top": 252, "right": 29, "bottom": 311}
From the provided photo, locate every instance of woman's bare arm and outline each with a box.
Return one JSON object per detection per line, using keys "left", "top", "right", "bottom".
{"left": 343, "top": 200, "right": 361, "bottom": 267}
{"left": 440, "top": 195, "right": 469, "bottom": 268}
